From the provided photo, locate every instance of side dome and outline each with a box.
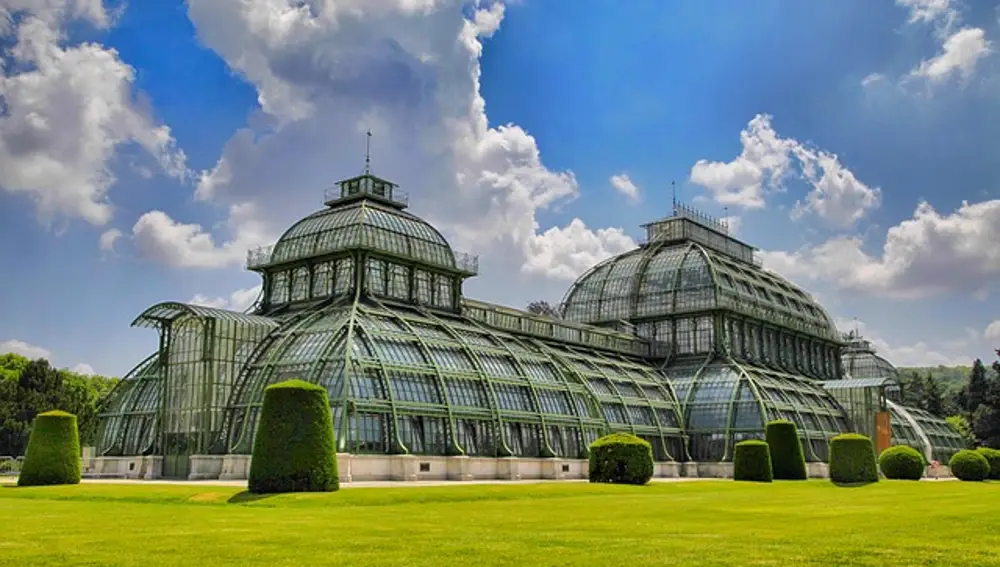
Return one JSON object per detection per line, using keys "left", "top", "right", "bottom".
{"left": 560, "top": 241, "right": 840, "bottom": 341}
{"left": 269, "top": 200, "right": 458, "bottom": 270}
{"left": 841, "top": 333, "right": 898, "bottom": 380}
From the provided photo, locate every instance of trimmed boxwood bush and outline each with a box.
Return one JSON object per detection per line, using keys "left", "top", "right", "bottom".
{"left": 248, "top": 379, "right": 339, "bottom": 494}
{"left": 17, "top": 410, "right": 82, "bottom": 487}
{"left": 588, "top": 432, "right": 654, "bottom": 485}
{"left": 878, "top": 445, "right": 925, "bottom": 480}
{"left": 765, "top": 420, "right": 807, "bottom": 480}
{"left": 950, "top": 449, "right": 989, "bottom": 482}
{"left": 829, "top": 433, "right": 879, "bottom": 484}
{"left": 733, "top": 440, "right": 772, "bottom": 482}
{"left": 975, "top": 447, "right": 1000, "bottom": 480}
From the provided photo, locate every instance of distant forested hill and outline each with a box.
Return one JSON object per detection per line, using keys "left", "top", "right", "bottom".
{"left": 897, "top": 365, "right": 973, "bottom": 396}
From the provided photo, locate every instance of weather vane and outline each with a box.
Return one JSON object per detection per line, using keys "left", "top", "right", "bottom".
{"left": 364, "top": 129, "right": 372, "bottom": 175}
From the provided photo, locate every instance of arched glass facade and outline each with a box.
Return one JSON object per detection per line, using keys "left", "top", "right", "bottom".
{"left": 95, "top": 353, "right": 161, "bottom": 456}
{"left": 671, "top": 358, "right": 848, "bottom": 462}
{"left": 221, "top": 299, "right": 686, "bottom": 461}
{"left": 841, "top": 334, "right": 966, "bottom": 462}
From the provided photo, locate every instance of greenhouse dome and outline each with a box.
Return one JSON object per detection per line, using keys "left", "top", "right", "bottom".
{"left": 838, "top": 332, "right": 965, "bottom": 462}
{"left": 556, "top": 204, "right": 850, "bottom": 463}
{"left": 91, "top": 160, "right": 925, "bottom": 481}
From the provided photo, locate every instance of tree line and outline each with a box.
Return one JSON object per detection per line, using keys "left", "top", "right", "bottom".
{"left": 0, "top": 353, "right": 118, "bottom": 456}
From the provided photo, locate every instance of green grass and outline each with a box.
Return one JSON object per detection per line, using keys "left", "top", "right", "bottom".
{"left": 2, "top": 480, "right": 1000, "bottom": 566}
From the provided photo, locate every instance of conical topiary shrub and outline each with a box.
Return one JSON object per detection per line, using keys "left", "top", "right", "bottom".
{"left": 765, "top": 420, "right": 807, "bottom": 480}
{"left": 17, "top": 410, "right": 82, "bottom": 487}
{"left": 733, "top": 440, "right": 773, "bottom": 482}
{"left": 248, "top": 379, "right": 339, "bottom": 494}
{"left": 829, "top": 433, "right": 879, "bottom": 485}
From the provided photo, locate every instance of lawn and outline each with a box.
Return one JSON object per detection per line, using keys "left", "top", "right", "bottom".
{"left": 1, "top": 480, "right": 998, "bottom": 566}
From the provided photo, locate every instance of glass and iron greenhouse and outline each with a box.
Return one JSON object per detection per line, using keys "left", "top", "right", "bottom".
{"left": 91, "top": 167, "right": 960, "bottom": 480}
{"left": 836, "top": 333, "right": 966, "bottom": 462}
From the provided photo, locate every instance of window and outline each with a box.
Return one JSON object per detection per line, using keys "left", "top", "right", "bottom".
{"left": 270, "top": 271, "right": 289, "bottom": 304}
{"left": 333, "top": 259, "right": 355, "bottom": 295}
{"left": 435, "top": 276, "right": 453, "bottom": 309}
{"left": 290, "top": 267, "right": 309, "bottom": 302}
{"left": 387, "top": 263, "right": 409, "bottom": 299}
{"left": 366, "top": 259, "right": 386, "bottom": 295}
{"left": 312, "top": 262, "right": 333, "bottom": 298}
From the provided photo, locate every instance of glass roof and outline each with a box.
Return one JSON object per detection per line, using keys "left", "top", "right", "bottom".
{"left": 841, "top": 334, "right": 899, "bottom": 381}
{"left": 820, "top": 377, "right": 897, "bottom": 390}
{"left": 560, "top": 242, "right": 840, "bottom": 341}
{"left": 887, "top": 400, "right": 965, "bottom": 463}
{"left": 221, "top": 299, "right": 687, "bottom": 460}
{"left": 131, "top": 302, "right": 275, "bottom": 329}
{"left": 267, "top": 201, "right": 457, "bottom": 270}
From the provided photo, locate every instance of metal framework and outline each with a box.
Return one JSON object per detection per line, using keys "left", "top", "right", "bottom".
{"left": 840, "top": 332, "right": 965, "bottom": 461}
{"left": 217, "top": 298, "right": 685, "bottom": 460}
{"left": 97, "top": 171, "right": 952, "bottom": 473}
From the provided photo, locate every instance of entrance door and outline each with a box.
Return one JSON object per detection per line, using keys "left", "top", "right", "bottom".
{"left": 161, "top": 433, "right": 191, "bottom": 479}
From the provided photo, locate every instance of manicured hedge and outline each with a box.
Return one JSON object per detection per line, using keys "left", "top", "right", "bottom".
{"left": 950, "top": 449, "right": 989, "bottom": 482}
{"left": 829, "top": 434, "right": 879, "bottom": 484}
{"left": 588, "top": 432, "right": 654, "bottom": 485}
{"left": 975, "top": 447, "right": 1000, "bottom": 480}
{"left": 248, "top": 379, "right": 339, "bottom": 494}
{"left": 878, "top": 445, "right": 924, "bottom": 480}
{"left": 733, "top": 440, "right": 772, "bottom": 482}
{"left": 17, "top": 410, "right": 82, "bottom": 487}
{"left": 765, "top": 420, "right": 807, "bottom": 480}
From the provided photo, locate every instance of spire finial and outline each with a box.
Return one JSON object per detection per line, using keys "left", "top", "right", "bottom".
{"left": 364, "top": 129, "right": 372, "bottom": 175}
{"left": 671, "top": 180, "right": 677, "bottom": 214}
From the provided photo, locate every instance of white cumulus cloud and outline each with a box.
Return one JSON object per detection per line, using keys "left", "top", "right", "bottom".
{"left": 0, "top": 0, "right": 188, "bottom": 226}
{"left": 174, "top": 0, "right": 626, "bottom": 288}
{"left": 610, "top": 173, "right": 640, "bottom": 203}
{"left": 761, "top": 199, "right": 1000, "bottom": 299}
{"left": 189, "top": 285, "right": 263, "bottom": 313}
{"left": 690, "top": 114, "right": 880, "bottom": 227}
{"left": 0, "top": 338, "right": 52, "bottom": 359}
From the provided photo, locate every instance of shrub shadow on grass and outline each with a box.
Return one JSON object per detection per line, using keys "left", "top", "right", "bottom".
{"left": 831, "top": 481, "right": 878, "bottom": 488}
{"left": 228, "top": 490, "right": 277, "bottom": 504}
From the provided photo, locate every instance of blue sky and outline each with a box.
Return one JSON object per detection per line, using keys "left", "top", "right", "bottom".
{"left": 1, "top": 0, "right": 999, "bottom": 376}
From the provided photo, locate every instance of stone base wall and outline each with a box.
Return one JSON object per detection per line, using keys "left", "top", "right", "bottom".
{"left": 82, "top": 455, "right": 954, "bottom": 482}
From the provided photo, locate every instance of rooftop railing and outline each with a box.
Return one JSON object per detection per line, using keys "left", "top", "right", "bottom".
{"left": 246, "top": 244, "right": 274, "bottom": 270}
{"left": 323, "top": 185, "right": 409, "bottom": 207}
{"left": 454, "top": 251, "right": 480, "bottom": 275}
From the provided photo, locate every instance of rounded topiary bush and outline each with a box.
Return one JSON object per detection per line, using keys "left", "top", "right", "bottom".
{"left": 950, "top": 449, "right": 990, "bottom": 482}
{"left": 975, "top": 447, "right": 1000, "bottom": 480}
{"left": 17, "top": 410, "right": 82, "bottom": 487}
{"left": 248, "top": 379, "right": 339, "bottom": 494}
{"left": 829, "top": 433, "right": 879, "bottom": 485}
{"left": 588, "top": 432, "right": 654, "bottom": 485}
{"left": 878, "top": 445, "right": 925, "bottom": 480}
{"left": 733, "top": 440, "right": 772, "bottom": 482}
{"left": 765, "top": 420, "right": 807, "bottom": 480}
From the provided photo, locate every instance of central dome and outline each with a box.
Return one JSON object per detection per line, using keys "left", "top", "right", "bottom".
{"left": 269, "top": 200, "right": 458, "bottom": 270}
